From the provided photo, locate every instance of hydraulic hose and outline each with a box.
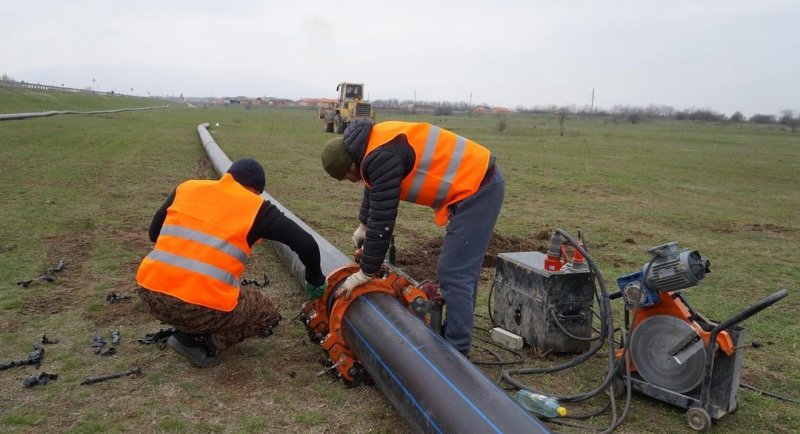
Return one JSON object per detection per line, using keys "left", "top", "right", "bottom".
{"left": 197, "top": 123, "right": 551, "bottom": 433}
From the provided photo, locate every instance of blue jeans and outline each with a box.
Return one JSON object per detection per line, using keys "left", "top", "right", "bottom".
{"left": 438, "top": 167, "right": 505, "bottom": 353}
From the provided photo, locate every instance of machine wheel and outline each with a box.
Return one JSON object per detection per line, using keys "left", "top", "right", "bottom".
{"left": 323, "top": 121, "right": 334, "bottom": 133}
{"left": 685, "top": 407, "right": 711, "bottom": 432}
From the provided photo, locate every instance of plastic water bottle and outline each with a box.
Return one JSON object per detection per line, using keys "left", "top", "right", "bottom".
{"left": 514, "top": 390, "right": 567, "bottom": 418}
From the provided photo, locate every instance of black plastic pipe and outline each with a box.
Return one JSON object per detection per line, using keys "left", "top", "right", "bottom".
{"left": 344, "top": 292, "right": 550, "bottom": 433}
{"left": 197, "top": 124, "right": 551, "bottom": 433}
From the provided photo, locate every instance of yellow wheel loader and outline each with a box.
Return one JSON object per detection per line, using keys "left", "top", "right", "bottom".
{"left": 319, "top": 82, "right": 376, "bottom": 133}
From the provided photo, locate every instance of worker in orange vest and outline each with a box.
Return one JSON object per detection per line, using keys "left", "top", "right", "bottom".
{"left": 321, "top": 120, "right": 504, "bottom": 357}
{"left": 136, "top": 158, "right": 327, "bottom": 367}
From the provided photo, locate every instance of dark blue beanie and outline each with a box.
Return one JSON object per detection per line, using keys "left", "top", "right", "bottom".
{"left": 227, "top": 158, "right": 266, "bottom": 193}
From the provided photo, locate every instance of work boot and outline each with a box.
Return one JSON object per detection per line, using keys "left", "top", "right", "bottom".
{"left": 167, "top": 332, "right": 220, "bottom": 368}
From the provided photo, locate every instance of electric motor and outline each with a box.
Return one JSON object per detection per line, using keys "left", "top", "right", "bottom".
{"left": 643, "top": 242, "right": 710, "bottom": 291}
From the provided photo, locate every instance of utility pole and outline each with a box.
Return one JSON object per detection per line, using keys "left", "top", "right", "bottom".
{"left": 413, "top": 90, "right": 417, "bottom": 115}
{"left": 590, "top": 88, "right": 595, "bottom": 121}
{"left": 469, "top": 92, "right": 473, "bottom": 118}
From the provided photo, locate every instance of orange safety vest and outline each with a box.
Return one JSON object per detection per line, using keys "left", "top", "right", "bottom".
{"left": 136, "top": 173, "right": 263, "bottom": 311}
{"left": 362, "top": 121, "right": 491, "bottom": 226}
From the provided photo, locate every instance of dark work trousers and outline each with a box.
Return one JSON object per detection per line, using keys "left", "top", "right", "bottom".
{"left": 438, "top": 166, "right": 505, "bottom": 354}
{"left": 137, "top": 286, "right": 280, "bottom": 351}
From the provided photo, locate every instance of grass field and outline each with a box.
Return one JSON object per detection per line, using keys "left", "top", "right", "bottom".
{"left": 1, "top": 90, "right": 798, "bottom": 433}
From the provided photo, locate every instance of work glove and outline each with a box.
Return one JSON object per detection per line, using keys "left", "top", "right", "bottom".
{"left": 304, "top": 281, "right": 327, "bottom": 300}
{"left": 335, "top": 270, "right": 372, "bottom": 300}
{"left": 352, "top": 223, "right": 367, "bottom": 248}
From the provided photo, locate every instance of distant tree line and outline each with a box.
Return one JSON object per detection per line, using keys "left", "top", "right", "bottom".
{"left": 372, "top": 98, "right": 798, "bottom": 132}
{"left": 518, "top": 104, "right": 798, "bottom": 130}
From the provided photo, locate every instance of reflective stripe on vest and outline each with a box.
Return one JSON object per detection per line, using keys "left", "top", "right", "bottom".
{"left": 145, "top": 250, "right": 239, "bottom": 287}
{"left": 363, "top": 122, "right": 490, "bottom": 225}
{"left": 136, "top": 173, "right": 263, "bottom": 311}
{"left": 158, "top": 225, "right": 248, "bottom": 264}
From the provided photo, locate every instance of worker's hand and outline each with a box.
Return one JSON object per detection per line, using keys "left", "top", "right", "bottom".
{"left": 352, "top": 223, "right": 367, "bottom": 248}
{"left": 335, "top": 270, "right": 372, "bottom": 300}
{"left": 304, "top": 281, "right": 327, "bottom": 300}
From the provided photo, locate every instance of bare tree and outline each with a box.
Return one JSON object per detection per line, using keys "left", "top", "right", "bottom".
{"left": 557, "top": 110, "right": 567, "bottom": 136}
{"left": 749, "top": 114, "right": 776, "bottom": 124}
{"left": 779, "top": 109, "right": 799, "bottom": 133}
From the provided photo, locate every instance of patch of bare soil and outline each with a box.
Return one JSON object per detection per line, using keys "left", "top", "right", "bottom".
{"left": 608, "top": 254, "right": 639, "bottom": 269}
{"left": 18, "top": 227, "right": 153, "bottom": 329}
{"left": 85, "top": 229, "right": 153, "bottom": 327}
{"left": 394, "top": 231, "right": 547, "bottom": 282}
{"left": 90, "top": 293, "right": 151, "bottom": 327}
{"left": 742, "top": 223, "right": 793, "bottom": 233}
{"left": 705, "top": 221, "right": 794, "bottom": 234}
{"left": 195, "top": 157, "right": 213, "bottom": 179}
{"left": 485, "top": 231, "right": 548, "bottom": 268}
{"left": 19, "top": 232, "right": 93, "bottom": 315}
{"left": 0, "top": 317, "right": 21, "bottom": 334}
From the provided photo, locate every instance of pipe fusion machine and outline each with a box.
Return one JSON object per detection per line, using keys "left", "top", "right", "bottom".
{"left": 492, "top": 233, "right": 786, "bottom": 431}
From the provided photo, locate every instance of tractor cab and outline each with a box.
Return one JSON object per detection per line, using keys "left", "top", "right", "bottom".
{"left": 339, "top": 83, "right": 363, "bottom": 101}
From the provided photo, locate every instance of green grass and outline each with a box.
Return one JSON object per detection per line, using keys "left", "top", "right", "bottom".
{"left": 2, "top": 411, "right": 43, "bottom": 427}
{"left": 0, "top": 87, "right": 165, "bottom": 113}
{"left": 0, "top": 89, "right": 798, "bottom": 433}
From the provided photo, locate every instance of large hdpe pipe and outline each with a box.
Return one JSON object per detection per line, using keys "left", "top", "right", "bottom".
{"left": 197, "top": 123, "right": 349, "bottom": 277}
{"left": 0, "top": 106, "right": 168, "bottom": 121}
{"left": 197, "top": 124, "right": 550, "bottom": 433}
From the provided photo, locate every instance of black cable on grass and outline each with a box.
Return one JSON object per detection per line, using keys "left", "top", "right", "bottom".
{"left": 470, "top": 323, "right": 526, "bottom": 367}
{"left": 472, "top": 315, "right": 527, "bottom": 367}
{"left": 487, "top": 280, "right": 497, "bottom": 326}
{"left": 740, "top": 383, "right": 800, "bottom": 404}
{"left": 471, "top": 336, "right": 525, "bottom": 366}
{"left": 563, "top": 400, "right": 612, "bottom": 420}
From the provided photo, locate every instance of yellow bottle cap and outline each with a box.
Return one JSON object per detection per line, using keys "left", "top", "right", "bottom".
{"left": 557, "top": 406, "right": 567, "bottom": 417}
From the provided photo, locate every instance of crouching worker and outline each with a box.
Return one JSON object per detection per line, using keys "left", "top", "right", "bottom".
{"left": 136, "top": 158, "right": 327, "bottom": 368}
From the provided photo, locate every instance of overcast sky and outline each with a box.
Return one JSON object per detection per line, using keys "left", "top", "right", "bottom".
{"left": 3, "top": 0, "right": 798, "bottom": 116}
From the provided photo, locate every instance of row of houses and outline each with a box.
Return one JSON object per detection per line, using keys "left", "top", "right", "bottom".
{"left": 200, "top": 96, "right": 516, "bottom": 113}
{"left": 209, "top": 96, "right": 297, "bottom": 106}
{"left": 2, "top": 79, "right": 516, "bottom": 113}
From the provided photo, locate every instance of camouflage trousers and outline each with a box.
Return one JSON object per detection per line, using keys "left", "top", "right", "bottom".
{"left": 137, "top": 286, "right": 280, "bottom": 351}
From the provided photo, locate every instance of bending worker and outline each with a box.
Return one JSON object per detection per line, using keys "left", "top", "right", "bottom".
{"left": 136, "top": 158, "right": 327, "bottom": 368}
{"left": 321, "top": 120, "right": 505, "bottom": 357}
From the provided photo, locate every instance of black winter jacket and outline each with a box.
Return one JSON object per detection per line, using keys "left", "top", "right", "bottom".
{"left": 343, "top": 120, "right": 495, "bottom": 274}
{"left": 149, "top": 189, "right": 326, "bottom": 287}
{"left": 342, "top": 120, "right": 417, "bottom": 274}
